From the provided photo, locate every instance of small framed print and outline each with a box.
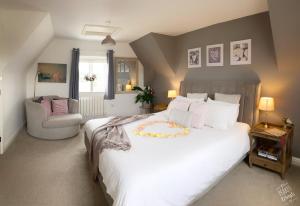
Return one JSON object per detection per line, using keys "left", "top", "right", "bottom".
{"left": 188, "top": 47, "right": 201, "bottom": 68}
{"left": 206, "top": 44, "right": 224, "bottom": 66}
{"left": 230, "top": 39, "right": 251, "bottom": 65}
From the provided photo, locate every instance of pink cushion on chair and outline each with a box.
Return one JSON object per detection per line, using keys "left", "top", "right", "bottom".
{"left": 52, "top": 99, "right": 69, "bottom": 115}
{"left": 41, "top": 99, "right": 52, "bottom": 117}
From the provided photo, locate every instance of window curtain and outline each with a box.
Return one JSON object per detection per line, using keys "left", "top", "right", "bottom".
{"left": 69, "top": 48, "right": 80, "bottom": 100}
{"left": 105, "top": 50, "right": 115, "bottom": 100}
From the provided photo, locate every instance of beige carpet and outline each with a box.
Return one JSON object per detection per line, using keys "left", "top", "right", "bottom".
{"left": 0, "top": 129, "right": 299, "bottom": 206}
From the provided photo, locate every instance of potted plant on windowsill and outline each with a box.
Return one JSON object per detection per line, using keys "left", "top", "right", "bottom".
{"left": 132, "top": 86, "right": 154, "bottom": 109}
{"left": 84, "top": 74, "right": 97, "bottom": 92}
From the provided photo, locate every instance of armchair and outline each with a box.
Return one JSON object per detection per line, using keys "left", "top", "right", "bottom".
{"left": 25, "top": 96, "right": 82, "bottom": 140}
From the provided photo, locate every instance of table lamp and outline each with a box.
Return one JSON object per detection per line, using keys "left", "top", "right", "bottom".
{"left": 259, "top": 97, "right": 275, "bottom": 128}
{"left": 125, "top": 84, "right": 132, "bottom": 92}
{"left": 168, "top": 90, "right": 177, "bottom": 100}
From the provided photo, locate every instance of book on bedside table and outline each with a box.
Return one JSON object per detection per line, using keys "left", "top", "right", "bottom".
{"left": 257, "top": 144, "right": 281, "bottom": 161}
{"left": 264, "top": 128, "right": 286, "bottom": 137}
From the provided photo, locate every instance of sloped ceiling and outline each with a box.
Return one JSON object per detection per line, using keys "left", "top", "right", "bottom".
{"left": 151, "top": 33, "right": 178, "bottom": 73}
{"left": 0, "top": 9, "right": 45, "bottom": 69}
{"left": 0, "top": 9, "right": 54, "bottom": 72}
{"left": 267, "top": 0, "right": 300, "bottom": 157}
{"left": 268, "top": 0, "right": 300, "bottom": 70}
{"left": 130, "top": 33, "right": 179, "bottom": 101}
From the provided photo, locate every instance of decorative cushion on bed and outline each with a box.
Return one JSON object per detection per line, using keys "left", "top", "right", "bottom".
{"left": 41, "top": 99, "right": 52, "bottom": 117}
{"left": 52, "top": 99, "right": 69, "bottom": 115}
{"left": 189, "top": 102, "right": 207, "bottom": 129}
{"left": 168, "top": 109, "right": 193, "bottom": 127}
{"left": 187, "top": 93, "right": 208, "bottom": 100}
{"left": 206, "top": 98, "right": 239, "bottom": 129}
{"left": 167, "top": 96, "right": 204, "bottom": 114}
{"left": 167, "top": 96, "right": 191, "bottom": 112}
{"left": 214, "top": 93, "right": 241, "bottom": 104}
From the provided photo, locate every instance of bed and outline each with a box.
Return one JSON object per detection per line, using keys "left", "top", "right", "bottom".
{"left": 84, "top": 80, "right": 261, "bottom": 206}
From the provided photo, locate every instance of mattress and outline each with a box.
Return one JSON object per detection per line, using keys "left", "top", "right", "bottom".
{"left": 84, "top": 112, "right": 250, "bottom": 206}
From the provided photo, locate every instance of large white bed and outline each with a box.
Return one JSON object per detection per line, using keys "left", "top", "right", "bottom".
{"left": 85, "top": 112, "right": 250, "bottom": 206}
{"left": 84, "top": 80, "right": 261, "bottom": 206}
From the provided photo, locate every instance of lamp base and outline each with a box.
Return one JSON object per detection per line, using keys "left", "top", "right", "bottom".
{"left": 264, "top": 122, "right": 269, "bottom": 128}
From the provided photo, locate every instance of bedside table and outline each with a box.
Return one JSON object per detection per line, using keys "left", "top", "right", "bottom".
{"left": 249, "top": 123, "right": 294, "bottom": 179}
{"left": 153, "top": 103, "right": 168, "bottom": 113}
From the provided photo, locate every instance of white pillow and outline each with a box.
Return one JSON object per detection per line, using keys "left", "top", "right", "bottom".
{"left": 167, "top": 96, "right": 191, "bottom": 113}
{"left": 187, "top": 93, "right": 208, "bottom": 100}
{"left": 167, "top": 96, "right": 205, "bottom": 114}
{"left": 215, "top": 93, "right": 241, "bottom": 104}
{"left": 207, "top": 98, "right": 240, "bottom": 128}
{"left": 208, "top": 98, "right": 240, "bottom": 123}
{"left": 177, "top": 95, "right": 205, "bottom": 103}
{"left": 189, "top": 102, "right": 207, "bottom": 129}
{"left": 168, "top": 109, "right": 193, "bottom": 128}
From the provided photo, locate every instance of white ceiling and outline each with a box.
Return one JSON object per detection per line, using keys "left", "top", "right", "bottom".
{"left": 1, "top": 0, "right": 268, "bottom": 42}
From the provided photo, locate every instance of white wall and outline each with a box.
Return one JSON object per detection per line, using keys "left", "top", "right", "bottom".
{"left": 0, "top": 10, "right": 54, "bottom": 152}
{"left": 27, "top": 38, "right": 144, "bottom": 116}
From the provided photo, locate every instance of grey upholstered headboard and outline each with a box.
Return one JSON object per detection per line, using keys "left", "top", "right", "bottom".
{"left": 179, "top": 80, "right": 261, "bottom": 126}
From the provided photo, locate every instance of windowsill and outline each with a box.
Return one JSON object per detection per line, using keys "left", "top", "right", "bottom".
{"left": 79, "top": 92, "right": 105, "bottom": 94}
{"left": 115, "top": 91, "right": 137, "bottom": 94}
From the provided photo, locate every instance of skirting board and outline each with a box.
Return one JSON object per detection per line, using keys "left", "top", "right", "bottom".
{"left": 292, "top": 157, "right": 300, "bottom": 167}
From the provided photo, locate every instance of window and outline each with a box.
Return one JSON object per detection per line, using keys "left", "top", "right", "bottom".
{"left": 79, "top": 56, "right": 108, "bottom": 93}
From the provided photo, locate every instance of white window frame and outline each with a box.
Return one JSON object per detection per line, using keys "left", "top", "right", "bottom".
{"left": 79, "top": 56, "right": 108, "bottom": 94}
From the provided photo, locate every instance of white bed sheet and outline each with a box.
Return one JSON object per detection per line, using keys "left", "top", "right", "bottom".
{"left": 84, "top": 112, "right": 250, "bottom": 206}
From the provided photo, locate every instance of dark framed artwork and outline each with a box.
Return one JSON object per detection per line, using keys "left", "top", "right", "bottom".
{"left": 188, "top": 47, "right": 201, "bottom": 68}
{"left": 206, "top": 44, "right": 224, "bottom": 66}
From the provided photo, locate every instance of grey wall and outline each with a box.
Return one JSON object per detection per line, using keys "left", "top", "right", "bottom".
{"left": 266, "top": 0, "right": 300, "bottom": 158}
{"left": 268, "top": 0, "right": 300, "bottom": 71}
{"left": 130, "top": 33, "right": 177, "bottom": 101}
{"left": 130, "top": 12, "right": 300, "bottom": 158}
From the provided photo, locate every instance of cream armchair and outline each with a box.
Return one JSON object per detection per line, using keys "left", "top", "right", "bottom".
{"left": 25, "top": 96, "right": 82, "bottom": 140}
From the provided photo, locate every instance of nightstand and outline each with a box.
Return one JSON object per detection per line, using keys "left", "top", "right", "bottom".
{"left": 153, "top": 103, "right": 168, "bottom": 113}
{"left": 249, "top": 123, "right": 294, "bottom": 179}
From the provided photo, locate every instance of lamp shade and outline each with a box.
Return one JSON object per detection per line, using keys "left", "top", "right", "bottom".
{"left": 101, "top": 35, "right": 116, "bottom": 46}
{"left": 125, "top": 84, "right": 132, "bottom": 91}
{"left": 259, "top": 97, "right": 275, "bottom": 111}
{"left": 168, "top": 90, "right": 177, "bottom": 98}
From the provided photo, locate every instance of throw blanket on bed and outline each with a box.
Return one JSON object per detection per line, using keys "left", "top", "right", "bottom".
{"left": 88, "top": 114, "right": 151, "bottom": 180}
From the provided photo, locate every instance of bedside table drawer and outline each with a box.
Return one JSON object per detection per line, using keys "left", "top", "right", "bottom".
{"left": 252, "top": 156, "right": 282, "bottom": 172}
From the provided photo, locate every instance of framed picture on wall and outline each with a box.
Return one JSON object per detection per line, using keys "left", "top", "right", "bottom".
{"left": 230, "top": 39, "right": 251, "bottom": 65}
{"left": 188, "top": 47, "right": 201, "bottom": 68}
{"left": 206, "top": 44, "right": 224, "bottom": 66}
{"left": 37, "top": 63, "right": 67, "bottom": 83}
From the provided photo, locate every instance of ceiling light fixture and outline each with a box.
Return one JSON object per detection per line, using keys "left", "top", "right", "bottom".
{"left": 101, "top": 34, "right": 116, "bottom": 46}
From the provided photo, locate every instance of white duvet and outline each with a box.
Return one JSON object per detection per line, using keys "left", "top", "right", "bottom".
{"left": 84, "top": 112, "right": 250, "bottom": 206}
